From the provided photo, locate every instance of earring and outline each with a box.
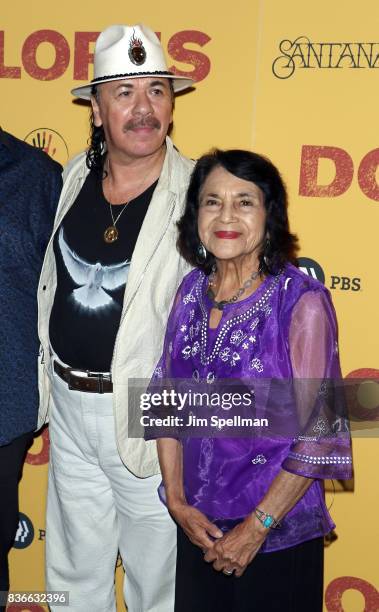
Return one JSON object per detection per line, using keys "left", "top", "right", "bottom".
{"left": 196, "top": 242, "right": 207, "bottom": 264}
{"left": 263, "top": 238, "right": 271, "bottom": 267}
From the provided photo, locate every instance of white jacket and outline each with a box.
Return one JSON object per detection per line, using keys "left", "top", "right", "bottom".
{"left": 37, "top": 137, "right": 194, "bottom": 477}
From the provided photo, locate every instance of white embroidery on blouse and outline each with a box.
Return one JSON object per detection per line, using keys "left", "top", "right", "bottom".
{"left": 331, "top": 417, "right": 349, "bottom": 433}
{"left": 192, "top": 369, "right": 200, "bottom": 382}
{"left": 191, "top": 341, "right": 200, "bottom": 356}
{"left": 219, "top": 347, "right": 231, "bottom": 362}
{"left": 189, "top": 309, "right": 195, "bottom": 322}
{"left": 242, "top": 342, "right": 249, "bottom": 350}
{"left": 183, "top": 293, "right": 196, "bottom": 305}
{"left": 288, "top": 452, "right": 351, "bottom": 465}
{"left": 313, "top": 417, "right": 328, "bottom": 438}
{"left": 250, "top": 357, "right": 263, "bottom": 373}
{"left": 284, "top": 277, "right": 292, "bottom": 290}
{"left": 187, "top": 322, "right": 201, "bottom": 339}
{"left": 206, "top": 372, "right": 215, "bottom": 384}
{"left": 230, "top": 330, "right": 246, "bottom": 346}
{"left": 182, "top": 346, "right": 191, "bottom": 359}
{"left": 180, "top": 324, "right": 187, "bottom": 332}
{"left": 251, "top": 454, "right": 267, "bottom": 465}
{"left": 318, "top": 382, "right": 328, "bottom": 397}
{"left": 154, "top": 366, "right": 163, "bottom": 378}
{"left": 196, "top": 271, "right": 281, "bottom": 366}
{"left": 262, "top": 304, "right": 272, "bottom": 317}
{"left": 250, "top": 317, "right": 260, "bottom": 331}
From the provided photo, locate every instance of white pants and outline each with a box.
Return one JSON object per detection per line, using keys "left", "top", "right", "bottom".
{"left": 46, "top": 368, "right": 176, "bottom": 612}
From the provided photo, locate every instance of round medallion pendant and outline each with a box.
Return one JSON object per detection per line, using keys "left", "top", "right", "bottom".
{"left": 104, "top": 226, "right": 119, "bottom": 243}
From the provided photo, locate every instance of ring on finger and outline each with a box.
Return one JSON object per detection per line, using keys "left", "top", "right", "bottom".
{"left": 223, "top": 568, "right": 234, "bottom": 575}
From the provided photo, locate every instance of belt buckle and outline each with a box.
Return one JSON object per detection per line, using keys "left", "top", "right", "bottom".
{"left": 87, "top": 371, "right": 107, "bottom": 394}
{"left": 64, "top": 368, "right": 110, "bottom": 393}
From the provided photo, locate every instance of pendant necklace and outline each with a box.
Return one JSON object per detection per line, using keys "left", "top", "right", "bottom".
{"left": 104, "top": 202, "right": 128, "bottom": 244}
{"left": 207, "top": 266, "right": 260, "bottom": 310}
{"left": 103, "top": 158, "right": 155, "bottom": 244}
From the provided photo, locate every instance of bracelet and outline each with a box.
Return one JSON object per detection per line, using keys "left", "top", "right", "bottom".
{"left": 254, "top": 507, "right": 281, "bottom": 529}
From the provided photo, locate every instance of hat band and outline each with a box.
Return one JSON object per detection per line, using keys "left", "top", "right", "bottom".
{"left": 91, "top": 70, "right": 175, "bottom": 85}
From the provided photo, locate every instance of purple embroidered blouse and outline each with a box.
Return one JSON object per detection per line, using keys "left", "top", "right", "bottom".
{"left": 149, "top": 263, "right": 352, "bottom": 552}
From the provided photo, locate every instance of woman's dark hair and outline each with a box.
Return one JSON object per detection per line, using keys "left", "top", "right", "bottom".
{"left": 177, "top": 149, "right": 298, "bottom": 275}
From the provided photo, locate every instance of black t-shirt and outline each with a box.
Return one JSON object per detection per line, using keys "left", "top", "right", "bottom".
{"left": 49, "top": 169, "right": 157, "bottom": 371}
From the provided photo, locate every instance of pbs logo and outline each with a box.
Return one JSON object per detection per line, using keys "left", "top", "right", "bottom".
{"left": 297, "top": 257, "right": 325, "bottom": 284}
{"left": 13, "top": 512, "right": 34, "bottom": 549}
{"left": 297, "top": 257, "right": 360, "bottom": 291}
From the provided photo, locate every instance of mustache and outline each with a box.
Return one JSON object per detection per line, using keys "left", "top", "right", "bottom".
{"left": 124, "top": 116, "right": 161, "bottom": 131}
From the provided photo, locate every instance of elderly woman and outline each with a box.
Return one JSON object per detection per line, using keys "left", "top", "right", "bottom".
{"left": 147, "top": 150, "right": 352, "bottom": 612}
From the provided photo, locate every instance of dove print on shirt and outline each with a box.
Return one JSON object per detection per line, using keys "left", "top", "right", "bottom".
{"left": 58, "top": 227, "right": 130, "bottom": 311}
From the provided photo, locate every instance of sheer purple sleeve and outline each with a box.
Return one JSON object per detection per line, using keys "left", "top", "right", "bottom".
{"left": 281, "top": 290, "right": 353, "bottom": 479}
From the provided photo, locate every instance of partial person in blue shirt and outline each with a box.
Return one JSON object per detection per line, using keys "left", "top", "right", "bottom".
{"left": 0, "top": 128, "right": 62, "bottom": 601}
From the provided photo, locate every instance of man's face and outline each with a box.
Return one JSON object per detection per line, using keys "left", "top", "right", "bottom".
{"left": 91, "top": 77, "right": 173, "bottom": 162}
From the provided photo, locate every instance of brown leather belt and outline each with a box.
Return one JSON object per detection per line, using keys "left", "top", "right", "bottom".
{"left": 54, "top": 360, "right": 113, "bottom": 394}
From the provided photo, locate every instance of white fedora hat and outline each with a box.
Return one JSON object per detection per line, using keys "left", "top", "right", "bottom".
{"left": 71, "top": 24, "right": 194, "bottom": 99}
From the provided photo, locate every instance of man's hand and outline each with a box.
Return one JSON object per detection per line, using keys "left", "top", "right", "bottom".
{"left": 203, "top": 514, "right": 267, "bottom": 577}
{"left": 169, "top": 501, "right": 223, "bottom": 550}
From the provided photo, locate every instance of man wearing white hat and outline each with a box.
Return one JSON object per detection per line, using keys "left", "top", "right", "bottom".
{"left": 37, "top": 24, "right": 194, "bottom": 611}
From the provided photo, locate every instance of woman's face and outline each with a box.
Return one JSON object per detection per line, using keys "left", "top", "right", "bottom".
{"left": 198, "top": 166, "right": 267, "bottom": 264}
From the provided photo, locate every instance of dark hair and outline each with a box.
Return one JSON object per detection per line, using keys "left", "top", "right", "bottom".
{"left": 85, "top": 86, "right": 105, "bottom": 174}
{"left": 177, "top": 149, "right": 298, "bottom": 275}
{"left": 86, "top": 81, "right": 175, "bottom": 174}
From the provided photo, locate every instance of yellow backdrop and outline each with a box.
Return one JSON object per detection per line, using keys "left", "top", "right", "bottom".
{"left": 3, "top": 1, "right": 378, "bottom": 610}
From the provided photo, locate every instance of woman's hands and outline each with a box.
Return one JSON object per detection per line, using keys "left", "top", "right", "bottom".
{"left": 202, "top": 470, "right": 313, "bottom": 577}
{"left": 169, "top": 500, "right": 223, "bottom": 550}
{"left": 157, "top": 438, "right": 312, "bottom": 578}
{"left": 203, "top": 514, "right": 267, "bottom": 577}
{"left": 170, "top": 501, "right": 267, "bottom": 577}
{"left": 157, "top": 439, "right": 222, "bottom": 549}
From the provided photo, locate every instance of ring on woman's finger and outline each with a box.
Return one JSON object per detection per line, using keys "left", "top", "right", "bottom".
{"left": 223, "top": 569, "right": 234, "bottom": 575}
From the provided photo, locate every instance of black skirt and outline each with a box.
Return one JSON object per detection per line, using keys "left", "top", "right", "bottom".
{"left": 175, "top": 526, "right": 324, "bottom": 612}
